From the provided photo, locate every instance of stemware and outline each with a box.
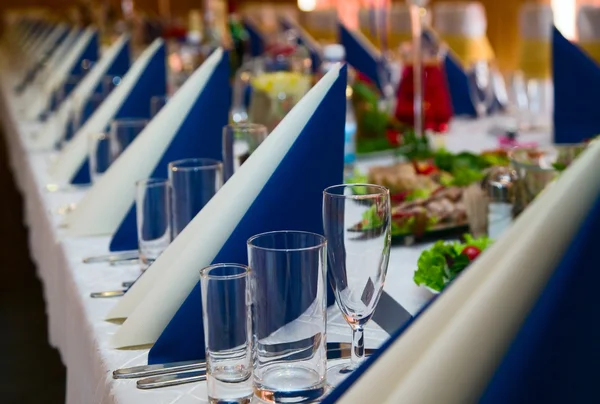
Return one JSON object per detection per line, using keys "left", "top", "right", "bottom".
{"left": 322, "top": 184, "right": 391, "bottom": 386}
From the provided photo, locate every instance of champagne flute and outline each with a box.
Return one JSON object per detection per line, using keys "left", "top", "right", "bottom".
{"left": 322, "top": 184, "right": 391, "bottom": 387}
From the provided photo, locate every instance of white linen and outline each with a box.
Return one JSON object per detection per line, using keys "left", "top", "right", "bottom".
{"left": 32, "top": 34, "right": 130, "bottom": 150}
{"left": 63, "top": 47, "right": 222, "bottom": 237}
{"left": 1, "top": 45, "right": 554, "bottom": 403}
{"left": 48, "top": 38, "right": 164, "bottom": 184}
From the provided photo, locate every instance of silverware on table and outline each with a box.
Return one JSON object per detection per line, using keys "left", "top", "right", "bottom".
{"left": 82, "top": 251, "right": 139, "bottom": 264}
{"left": 90, "top": 290, "right": 127, "bottom": 298}
{"left": 114, "top": 343, "right": 374, "bottom": 384}
{"left": 110, "top": 258, "right": 140, "bottom": 266}
{"left": 137, "top": 370, "right": 207, "bottom": 389}
{"left": 122, "top": 281, "right": 136, "bottom": 288}
{"left": 133, "top": 347, "right": 375, "bottom": 390}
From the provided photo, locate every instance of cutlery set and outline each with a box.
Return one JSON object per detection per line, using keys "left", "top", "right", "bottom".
{"left": 113, "top": 344, "right": 374, "bottom": 390}
{"left": 83, "top": 251, "right": 140, "bottom": 297}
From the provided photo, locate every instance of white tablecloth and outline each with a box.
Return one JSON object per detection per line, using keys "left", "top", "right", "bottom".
{"left": 0, "top": 66, "right": 553, "bottom": 403}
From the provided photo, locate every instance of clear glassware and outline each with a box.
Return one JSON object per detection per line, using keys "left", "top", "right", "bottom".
{"left": 322, "top": 184, "right": 391, "bottom": 387}
{"left": 88, "top": 132, "right": 111, "bottom": 183}
{"left": 150, "top": 95, "right": 169, "bottom": 118}
{"left": 109, "top": 118, "right": 149, "bottom": 161}
{"left": 168, "top": 158, "right": 223, "bottom": 237}
{"left": 135, "top": 178, "right": 172, "bottom": 271}
{"left": 247, "top": 231, "right": 328, "bottom": 403}
{"left": 222, "top": 123, "right": 268, "bottom": 182}
{"left": 200, "top": 263, "right": 253, "bottom": 404}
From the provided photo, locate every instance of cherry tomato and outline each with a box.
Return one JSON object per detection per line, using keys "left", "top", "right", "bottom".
{"left": 462, "top": 246, "right": 481, "bottom": 261}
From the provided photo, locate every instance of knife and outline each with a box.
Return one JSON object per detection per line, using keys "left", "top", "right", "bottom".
{"left": 90, "top": 290, "right": 127, "bottom": 298}
{"left": 114, "top": 344, "right": 375, "bottom": 380}
{"left": 82, "top": 251, "right": 139, "bottom": 264}
{"left": 135, "top": 348, "right": 375, "bottom": 390}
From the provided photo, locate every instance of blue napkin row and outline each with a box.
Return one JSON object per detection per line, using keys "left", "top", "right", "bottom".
{"left": 108, "top": 49, "right": 230, "bottom": 251}
{"left": 70, "top": 42, "right": 166, "bottom": 185}
{"left": 147, "top": 66, "right": 348, "bottom": 364}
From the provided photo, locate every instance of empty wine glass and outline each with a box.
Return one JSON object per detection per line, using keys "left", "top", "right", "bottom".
{"left": 322, "top": 184, "right": 391, "bottom": 387}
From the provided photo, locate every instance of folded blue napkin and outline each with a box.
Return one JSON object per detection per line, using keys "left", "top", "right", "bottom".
{"left": 242, "top": 18, "right": 265, "bottom": 57}
{"left": 478, "top": 192, "right": 600, "bottom": 403}
{"left": 70, "top": 43, "right": 166, "bottom": 185}
{"left": 63, "top": 39, "right": 131, "bottom": 144}
{"left": 279, "top": 18, "right": 322, "bottom": 73}
{"left": 339, "top": 23, "right": 383, "bottom": 91}
{"left": 443, "top": 53, "right": 478, "bottom": 117}
{"left": 46, "top": 30, "right": 100, "bottom": 117}
{"left": 108, "top": 50, "right": 230, "bottom": 251}
{"left": 553, "top": 27, "right": 600, "bottom": 144}
{"left": 146, "top": 66, "right": 348, "bottom": 365}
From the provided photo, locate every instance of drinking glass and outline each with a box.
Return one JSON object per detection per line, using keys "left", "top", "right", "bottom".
{"left": 168, "top": 158, "right": 223, "bottom": 237}
{"left": 200, "top": 263, "right": 253, "bottom": 403}
{"left": 63, "top": 93, "right": 107, "bottom": 148}
{"left": 135, "top": 178, "right": 172, "bottom": 271}
{"left": 322, "top": 184, "right": 391, "bottom": 386}
{"left": 150, "top": 95, "right": 169, "bottom": 117}
{"left": 88, "top": 132, "right": 111, "bottom": 183}
{"left": 247, "top": 231, "right": 328, "bottom": 403}
{"left": 109, "top": 118, "right": 149, "bottom": 161}
{"left": 222, "top": 123, "right": 268, "bottom": 181}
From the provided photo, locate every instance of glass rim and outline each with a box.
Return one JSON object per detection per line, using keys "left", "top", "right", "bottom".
{"left": 224, "top": 122, "right": 268, "bottom": 133}
{"left": 508, "top": 144, "right": 586, "bottom": 172}
{"left": 247, "top": 230, "right": 327, "bottom": 252}
{"left": 323, "top": 183, "right": 390, "bottom": 199}
{"left": 135, "top": 177, "right": 169, "bottom": 188}
{"left": 168, "top": 158, "right": 223, "bottom": 172}
{"left": 110, "top": 118, "right": 150, "bottom": 128}
{"left": 200, "top": 263, "right": 251, "bottom": 280}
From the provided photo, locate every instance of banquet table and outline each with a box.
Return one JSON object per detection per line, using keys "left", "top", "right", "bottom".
{"left": 0, "top": 65, "right": 553, "bottom": 403}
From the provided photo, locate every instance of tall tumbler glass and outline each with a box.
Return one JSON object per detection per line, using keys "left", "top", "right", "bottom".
{"left": 200, "top": 264, "right": 253, "bottom": 403}
{"left": 168, "top": 158, "right": 223, "bottom": 237}
{"left": 88, "top": 132, "right": 111, "bottom": 183}
{"left": 247, "top": 231, "right": 328, "bottom": 403}
{"left": 136, "top": 178, "right": 172, "bottom": 271}
{"left": 150, "top": 95, "right": 169, "bottom": 117}
{"left": 109, "top": 118, "right": 149, "bottom": 161}
{"left": 222, "top": 123, "right": 269, "bottom": 181}
{"left": 322, "top": 184, "right": 391, "bottom": 387}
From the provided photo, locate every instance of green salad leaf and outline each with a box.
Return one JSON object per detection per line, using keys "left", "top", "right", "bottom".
{"left": 361, "top": 205, "right": 382, "bottom": 230}
{"left": 413, "top": 235, "right": 493, "bottom": 292}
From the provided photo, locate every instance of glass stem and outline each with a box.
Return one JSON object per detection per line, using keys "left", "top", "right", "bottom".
{"left": 351, "top": 326, "right": 365, "bottom": 369}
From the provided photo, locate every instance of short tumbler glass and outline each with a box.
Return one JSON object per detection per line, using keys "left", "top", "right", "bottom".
{"left": 222, "top": 123, "right": 268, "bottom": 181}
{"left": 168, "top": 158, "right": 223, "bottom": 237}
{"left": 247, "top": 231, "right": 328, "bottom": 403}
{"left": 200, "top": 263, "right": 253, "bottom": 404}
{"left": 88, "top": 132, "right": 111, "bottom": 183}
{"left": 109, "top": 118, "right": 149, "bottom": 161}
{"left": 135, "top": 178, "right": 172, "bottom": 271}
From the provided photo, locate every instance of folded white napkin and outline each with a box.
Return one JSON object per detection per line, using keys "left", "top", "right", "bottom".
{"left": 26, "top": 28, "right": 97, "bottom": 121}
{"left": 32, "top": 34, "right": 130, "bottom": 150}
{"left": 433, "top": 1, "right": 487, "bottom": 38}
{"left": 107, "top": 65, "right": 344, "bottom": 349}
{"left": 48, "top": 38, "right": 164, "bottom": 185}
{"left": 60, "top": 46, "right": 222, "bottom": 236}
{"left": 578, "top": 6, "right": 600, "bottom": 42}
{"left": 519, "top": 3, "right": 553, "bottom": 40}
{"left": 335, "top": 141, "right": 600, "bottom": 403}
{"left": 24, "top": 24, "right": 67, "bottom": 70}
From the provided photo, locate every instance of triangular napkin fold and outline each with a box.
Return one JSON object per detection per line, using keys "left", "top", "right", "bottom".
{"left": 32, "top": 35, "right": 131, "bottom": 150}
{"left": 27, "top": 28, "right": 99, "bottom": 120}
{"left": 553, "top": 27, "right": 600, "bottom": 144}
{"left": 280, "top": 16, "right": 323, "bottom": 73}
{"left": 61, "top": 47, "right": 227, "bottom": 239}
{"left": 243, "top": 18, "right": 265, "bottom": 57}
{"left": 48, "top": 39, "right": 167, "bottom": 185}
{"left": 339, "top": 23, "right": 383, "bottom": 90}
{"left": 106, "top": 66, "right": 347, "bottom": 365}
{"left": 324, "top": 140, "right": 600, "bottom": 403}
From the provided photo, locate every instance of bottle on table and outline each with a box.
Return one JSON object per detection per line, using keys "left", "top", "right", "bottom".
{"left": 320, "top": 44, "right": 357, "bottom": 179}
